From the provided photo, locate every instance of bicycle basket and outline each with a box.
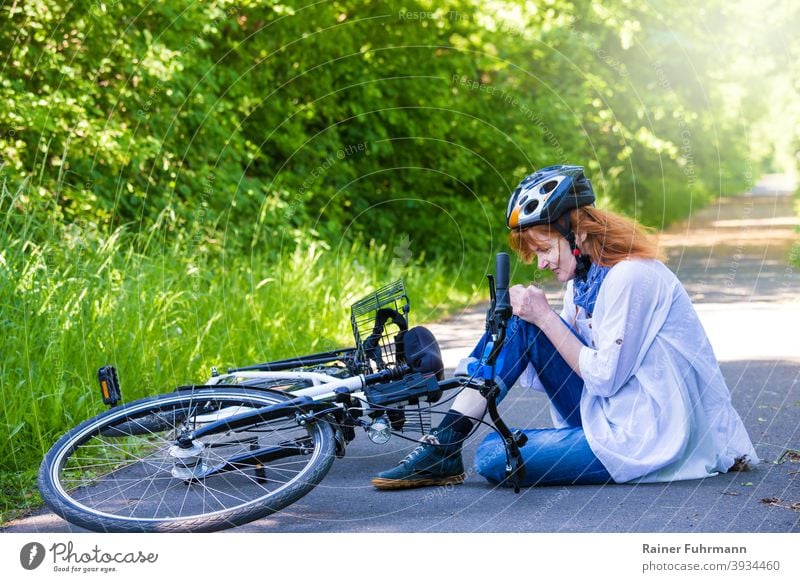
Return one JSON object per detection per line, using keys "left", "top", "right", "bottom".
{"left": 351, "top": 279, "right": 410, "bottom": 373}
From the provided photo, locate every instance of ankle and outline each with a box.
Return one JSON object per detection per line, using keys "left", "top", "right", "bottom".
{"left": 437, "top": 411, "right": 473, "bottom": 437}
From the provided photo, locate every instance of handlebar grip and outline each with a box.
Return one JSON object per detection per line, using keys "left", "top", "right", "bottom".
{"left": 495, "top": 252, "right": 511, "bottom": 311}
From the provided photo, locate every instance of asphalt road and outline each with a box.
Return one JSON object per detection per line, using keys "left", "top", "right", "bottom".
{"left": 6, "top": 359, "right": 798, "bottom": 534}
{"left": 228, "top": 360, "right": 800, "bottom": 533}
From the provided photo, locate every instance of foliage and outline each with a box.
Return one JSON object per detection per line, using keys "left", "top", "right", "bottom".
{"left": 3, "top": 0, "right": 787, "bottom": 244}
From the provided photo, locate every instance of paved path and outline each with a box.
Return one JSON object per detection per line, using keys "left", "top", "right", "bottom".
{"left": 5, "top": 178, "right": 799, "bottom": 533}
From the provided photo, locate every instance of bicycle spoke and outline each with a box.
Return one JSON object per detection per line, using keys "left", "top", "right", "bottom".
{"left": 76, "top": 428, "right": 313, "bottom": 517}
{"left": 125, "top": 450, "right": 176, "bottom": 519}
{"left": 42, "top": 390, "right": 335, "bottom": 530}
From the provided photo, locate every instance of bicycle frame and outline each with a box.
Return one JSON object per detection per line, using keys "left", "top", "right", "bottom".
{"left": 195, "top": 370, "right": 404, "bottom": 433}
{"left": 169, "top": 367, "right": 446, "bottom": 481}
{"left": 228, "top": 347, "right": 358, "bottom": 373}
{"left": 171, "top": 252, "right": 525, "bottom": 489}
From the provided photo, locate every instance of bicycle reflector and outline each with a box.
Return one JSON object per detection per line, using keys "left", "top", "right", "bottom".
{"left": 98, "top": 366, "right": 122, "bottom": 407}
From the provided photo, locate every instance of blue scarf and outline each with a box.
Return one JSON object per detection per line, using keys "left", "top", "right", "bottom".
{"left": 572, "top": 263, "right": 610, "bottom": 316}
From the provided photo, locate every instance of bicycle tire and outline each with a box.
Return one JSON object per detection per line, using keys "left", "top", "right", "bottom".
{"left": 38, "top": 387, "right": 336, "bottom": 533}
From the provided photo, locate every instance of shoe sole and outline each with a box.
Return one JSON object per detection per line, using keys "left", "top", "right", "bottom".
{"left": 371, "top": 473, "right": 466, "bottom": 490}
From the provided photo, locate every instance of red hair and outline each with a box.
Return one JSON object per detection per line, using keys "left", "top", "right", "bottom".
{"left": 509, "top": 207, "right": 663, "bottom": 266}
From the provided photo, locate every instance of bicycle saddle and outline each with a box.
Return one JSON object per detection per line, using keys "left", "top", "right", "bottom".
{"left": 398, "top": 326, "right": 444, "bottom": 380}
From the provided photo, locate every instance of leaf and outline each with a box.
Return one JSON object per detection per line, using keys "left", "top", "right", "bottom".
{"left": 774, "top": 450, "right": 800, "bottom": 464}
{"left": 8, "top": 422, "right": 25, "bottom": 439}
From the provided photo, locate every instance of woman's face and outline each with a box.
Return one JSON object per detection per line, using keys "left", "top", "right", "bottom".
{"left": 528, "top": 232, "right": 577, "bottom": 283}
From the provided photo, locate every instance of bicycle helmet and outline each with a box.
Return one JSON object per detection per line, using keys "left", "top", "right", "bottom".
{"left": 506, "top": 165, "right": 596, "bottom": 280}
{"left": 506, "top": 165, "right": 595, "bottom": 230}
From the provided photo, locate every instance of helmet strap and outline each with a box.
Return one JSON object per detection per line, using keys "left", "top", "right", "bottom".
{"left": 552, "top": 215, "right": 592, "bottom": 281}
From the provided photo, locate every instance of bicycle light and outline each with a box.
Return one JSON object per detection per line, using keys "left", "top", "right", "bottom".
{"left": 97, "top": 366, "right": 122, "bottom": 407}
{"left": 367, "top": 416, "right": 392, "bottom": 444}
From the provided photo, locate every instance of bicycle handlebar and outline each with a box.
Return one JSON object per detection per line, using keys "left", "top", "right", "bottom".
{"left": 484, "top": 253, "right": 512, "bottom": 368}
{"left": 484, "top": 252, "right": 526, "bottom": 492}
{"left": 495, "top": 252, "right": 511, "bottom": 316}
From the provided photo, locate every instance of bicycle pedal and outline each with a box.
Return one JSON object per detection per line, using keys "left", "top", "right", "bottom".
{"left": 97, "top": 366, "right": 122, "bottom": 407}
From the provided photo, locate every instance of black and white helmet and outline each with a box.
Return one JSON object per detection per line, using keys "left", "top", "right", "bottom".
{"left": 506, "top": 165, "right": 595, "bottom": 229}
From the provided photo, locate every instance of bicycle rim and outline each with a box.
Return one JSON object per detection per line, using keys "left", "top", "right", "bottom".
{"left": 39, "top": 388, "right": 335, "bottom": 532}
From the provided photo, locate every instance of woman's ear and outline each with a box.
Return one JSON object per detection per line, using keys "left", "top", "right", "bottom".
{"left": 576, "top": 231, "right": 590, "bottom": 256}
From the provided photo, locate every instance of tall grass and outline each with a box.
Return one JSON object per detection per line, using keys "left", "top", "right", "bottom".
{"left": 0, "top": 180, "right": 497, "bottom": 522}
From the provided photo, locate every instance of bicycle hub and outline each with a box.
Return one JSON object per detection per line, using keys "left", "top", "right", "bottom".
{"left": 169, "top": 441, "right": 207, "bottom": 480}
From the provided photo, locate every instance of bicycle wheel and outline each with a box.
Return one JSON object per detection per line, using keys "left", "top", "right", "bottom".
{"left": 38, "top": 387, "right": 336, "bottom": 532}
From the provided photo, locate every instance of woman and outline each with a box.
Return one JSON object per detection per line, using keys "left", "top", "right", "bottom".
{"left": 372, "top": 164, "right": 757, "bottom": 490}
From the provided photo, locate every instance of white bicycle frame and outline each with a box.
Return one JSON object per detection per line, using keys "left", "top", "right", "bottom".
{"left": 203, "top": 369, "right": 377, "bottom": 412}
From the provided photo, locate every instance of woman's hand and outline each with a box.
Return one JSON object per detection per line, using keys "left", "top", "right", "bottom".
{"left": 509, "top": 284, "right": 552, "bottom": 326}
{"left": 510, "top": 284, "right": 583, "bottom": 376}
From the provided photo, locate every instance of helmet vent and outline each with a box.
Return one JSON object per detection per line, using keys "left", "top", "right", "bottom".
{"left": 523, "top": 199, "right": 539, "bottom": 215}
{"left": 542, "top": 180, "right": 559, "bottom": 194}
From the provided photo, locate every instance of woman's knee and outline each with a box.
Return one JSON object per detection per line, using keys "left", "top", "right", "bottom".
{"left": 473, "top": 428, "right": 614, "bottom": 487}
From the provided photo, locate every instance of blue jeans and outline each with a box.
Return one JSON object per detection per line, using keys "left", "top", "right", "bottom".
{"left": 469, "top": 316, "right": 613, "bottom": 486}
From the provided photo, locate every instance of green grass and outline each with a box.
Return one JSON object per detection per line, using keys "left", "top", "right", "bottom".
{"left": 0, "top": 180, "right": 506, "bottom": 524}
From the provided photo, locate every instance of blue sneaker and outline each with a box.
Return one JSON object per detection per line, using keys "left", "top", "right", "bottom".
{"left": 371, "top": 429, "right": 465, "bottom": 490}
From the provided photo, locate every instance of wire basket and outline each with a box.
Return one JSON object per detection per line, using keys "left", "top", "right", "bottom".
{"left": 350, "top": 279, "right": 410, "bottom": 373}
{"left": 389, "top": 404, "right": 433, "bottom": 436}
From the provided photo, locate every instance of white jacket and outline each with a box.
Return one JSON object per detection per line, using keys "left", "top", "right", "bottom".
{"left": 523, "top": 259, "right": 758, "bottom": 483}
